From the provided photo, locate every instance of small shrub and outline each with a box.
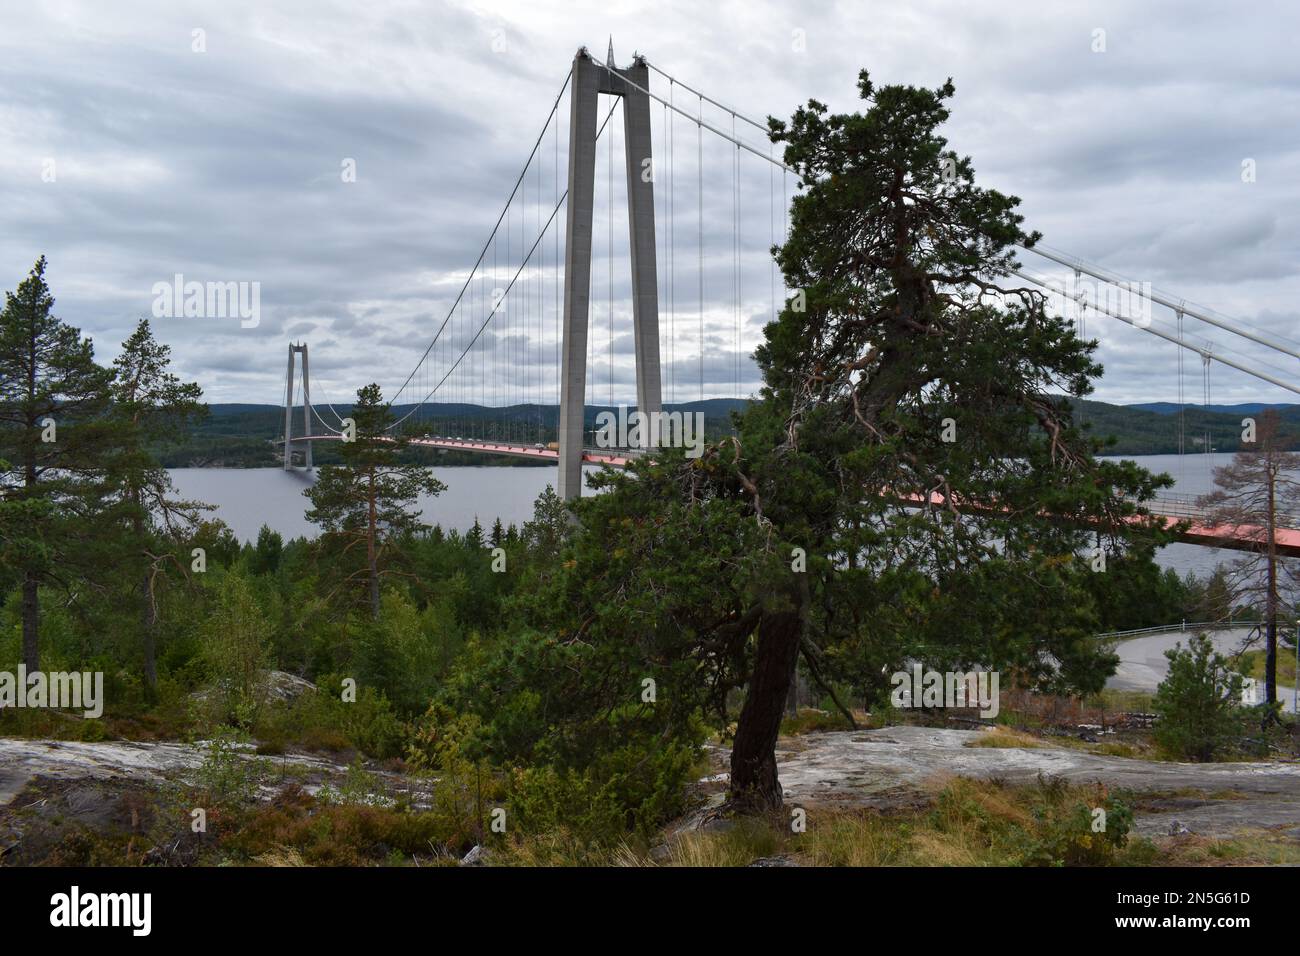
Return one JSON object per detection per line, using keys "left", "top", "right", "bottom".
{"left": 194, "top": 726, "right": 264, "bottom": 807}
{"left": 506, "top": 739, "right": 700, "bottom": 844}
{"left": 197, "top": 573, "right": 273, "bottom": 729}
{"left": 317, "top": 758, "right": 386, "bottom": 806}
{"left": 1153, "top": 633, "right": 1244, "bottom": 761}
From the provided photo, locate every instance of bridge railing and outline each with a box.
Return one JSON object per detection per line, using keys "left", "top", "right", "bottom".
{"left": 1095, "top": 618, "right": 1248, "bottom": 640}
{"left": 1142, "top": 493, "right": 1300, "bottom": 528}
{"left": 1144, "top": 493, "right": 1209, "bottom": 520}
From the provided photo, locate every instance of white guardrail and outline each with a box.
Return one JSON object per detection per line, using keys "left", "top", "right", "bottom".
{"left": 1095, "top": 619, "right": 1254, "bottom": 641}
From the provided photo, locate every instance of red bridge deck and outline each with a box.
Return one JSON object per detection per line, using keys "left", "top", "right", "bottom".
{"left": 282, "top": 434, "right": 1300, "bottom": 555}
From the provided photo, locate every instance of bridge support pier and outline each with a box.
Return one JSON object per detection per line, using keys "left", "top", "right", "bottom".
{"left": 283, "top": 342, "right": 313, "bottom": 470}
{"left": 558, "top": 46, "right": 663, "bottom": 501}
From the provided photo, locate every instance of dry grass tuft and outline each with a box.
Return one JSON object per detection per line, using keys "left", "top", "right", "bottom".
{"left": 792, "top": 810, "right": 905, "bottom": 866}
{"left": 251, "top": 846, "right": 306, "bottom": 866}
{"left": 668, "top": 818, "right": 783, "bottom": 867}
{"left": 965, "top": 726, "right": 1043, "bottom": 749}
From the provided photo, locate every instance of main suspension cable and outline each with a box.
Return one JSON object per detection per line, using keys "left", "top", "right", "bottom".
{"left": 386, "top": 69, "right": 574, "bottom": 417}
{"left": 402, "top": 97, "right": 623, "bottom": 416}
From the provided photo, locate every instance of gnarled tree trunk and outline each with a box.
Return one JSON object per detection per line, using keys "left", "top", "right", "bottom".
{"left": 729, "top": 582, "right": 807, "bottom": 810}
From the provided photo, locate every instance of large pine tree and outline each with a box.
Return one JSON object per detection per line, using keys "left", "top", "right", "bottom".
{"left": 466, "top": 71, "right": 1172, "bottom": 813}
{"left": 0, "top": 257, "right": 113, "bottom": 671}
{"left": 722, "top": 72, "right": 1170, "bottom": 805}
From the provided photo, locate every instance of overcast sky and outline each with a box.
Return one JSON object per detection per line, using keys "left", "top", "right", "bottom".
{"left": 2, "top": 0, "right": 1298, "bottom": 409}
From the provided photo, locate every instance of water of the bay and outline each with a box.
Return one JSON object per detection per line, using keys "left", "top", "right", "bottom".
{"left": 166, "top": 453, "right": 1258, "bottom": 578}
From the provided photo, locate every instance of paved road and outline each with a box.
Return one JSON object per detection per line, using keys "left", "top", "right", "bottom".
{"left": 1106, "top": 625, "right": 1298, "bottom": 714}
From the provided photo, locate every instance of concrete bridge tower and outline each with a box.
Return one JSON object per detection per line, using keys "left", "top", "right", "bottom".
{"left": 557, "top": 44, "right": 663, "bottom": 501}
{"left": 283, "top": 342, "right": 313, "bottom": 470}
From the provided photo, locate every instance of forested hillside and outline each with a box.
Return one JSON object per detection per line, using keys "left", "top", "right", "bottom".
{"left": 1068, "top": 399, "right": 1300, "bottom": 455}
{"left": 159, "top": 398, "right": 753, "bottom": 466}
{"left": 159, "top": 397, "right": 1300, "bottom": 467}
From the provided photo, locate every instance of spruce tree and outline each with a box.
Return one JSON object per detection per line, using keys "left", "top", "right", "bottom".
{"left": 1153, "top": 633, "right": 1244, "bottom": 761}
{"left": 102, "top": 318, "right": 207, "bottom": 688}
{"left": 304, "top": 383, "right": 445, "bottom": 619}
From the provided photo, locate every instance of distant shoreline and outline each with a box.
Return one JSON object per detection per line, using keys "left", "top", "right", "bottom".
{"left": 153, "top": 397, "right": 1300, "bottom": 467}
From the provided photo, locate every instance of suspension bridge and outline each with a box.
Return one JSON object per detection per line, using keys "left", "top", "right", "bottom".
{"left": 277, "top": 44, "right": 1300, "bottom": 557}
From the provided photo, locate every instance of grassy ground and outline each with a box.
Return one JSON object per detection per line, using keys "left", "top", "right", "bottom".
{"left": 500, "top": 777, "right": 1300, "bottom": 868}
{"left": 1237, "top": 649, "right": 1299, "bottom": 693}
{"left": 966, "top": 724, "right": 1152, "bottom": 759}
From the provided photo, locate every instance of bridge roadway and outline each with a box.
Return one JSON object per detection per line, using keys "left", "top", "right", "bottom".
{"left": 280, "top": 433, "right": 1300, "bottom": 557}
{"left": 282, "top": 432, "right": 632, "bottom": 467}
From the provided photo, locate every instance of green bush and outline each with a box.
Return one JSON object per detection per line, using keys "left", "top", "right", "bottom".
{"left": 406, "top": 702, "right": 701, "bottom": 845}
{"left": 253, "top": 675, "right": 403, "bottom": 759}
{"left": 354, "top": 592, "right": 464, "bottom": 715}
{"left": 506, "top": 739, "right": 700, "bottom": 842}
{"left": 316, "top": 758, "right": 385, "bottom": 806}
{"left": 1017, "top": 777, "right": 1134, "bottom": 866}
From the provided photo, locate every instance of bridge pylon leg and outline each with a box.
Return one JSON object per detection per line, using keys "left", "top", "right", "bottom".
{"left": 621, "top": 57, "right": 664, "bottom": 449}
{"left": 301, "top": 343, "right": 312, "bottom": 470}
{"left": 284, "top": 344, "right": 296, "bottom": 471}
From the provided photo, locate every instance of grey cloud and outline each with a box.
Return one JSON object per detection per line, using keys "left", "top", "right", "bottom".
{"left": 1, "top": 0, "right": 1296, "bottom": 410}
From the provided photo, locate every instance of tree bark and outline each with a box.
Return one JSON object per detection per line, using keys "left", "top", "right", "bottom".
{"left": 367, "top": 470, "right": 380, "bottom": 620}
{"left": 729, "top": 582, "right": 807, "bottom": 810}
{"left": 21, "top": 572, "right": 39, "bottom": 673}
{"left": 141, "top": 572, "right": 158, "bottom": 690}
{"left": 1265, "top": 465, "right": 1278, "bottom": 708}
{"left": 21, "top": 335, "right": 39, "bottom": 674}
{"left": 133, "top": 494, "right": 158, "bottom": 691}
